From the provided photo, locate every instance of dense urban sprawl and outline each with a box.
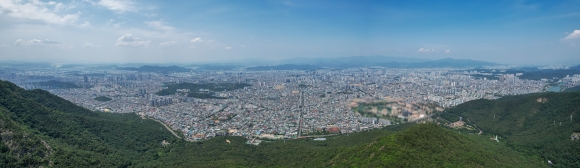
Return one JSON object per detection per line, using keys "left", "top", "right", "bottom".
{"left": 1, "top": 67, "right": 579, "bottom": 142}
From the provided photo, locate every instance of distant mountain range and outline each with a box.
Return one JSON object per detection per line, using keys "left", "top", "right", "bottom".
{"left": 120, "top": 65, "right": 192, "bottom": 73}
{"left": 0, "top": 61, "right": 54, "bottom": 69}
{"left": 468, "top": 64, "right": 580, "bottom": 81}
{"left": 244, "top": 56, "right": 499, "bottom": 70}
{"left": 1, "top": 56, "right": 500, "bottom": 71}
{"left": 279, "top": 55, "right": 430, "bottom": 65}
{"left": 246, "top": 64, "right": 323, "bottom": 71}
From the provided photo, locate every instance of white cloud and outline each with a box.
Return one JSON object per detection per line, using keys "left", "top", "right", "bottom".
{"left": 445, "top": 50, "right": 451, "bottom": 53}
{"left": 225, "top": 46, "right": 232, "bottom": 50}
{"left": 145, "top": 20, "right": 175, "bottom": 31}
{"left": 115, "top": 34, "right": 150, "bottom": 47}
{"left": 53, "top": 2, "right": 64, "bottom": 12}
{"left": 417, "top": 48, "right": 435, "bottom": 53}
{"left": 190, "top": 37, "right": 203, "bottom": 43}
{"left": 83, "top": 41, "right": 100, "bottom": 48}
{"left": 97, "top": 0, "right": 135, "bottom": 13}
{"left": 0, "top": 0, "right": 79, "bottom": 24}
{"left": 113, "top": 22, "right": 125, "bottom": 27}
{"left": 107, "top": 19, "right": 125, "bottom": 27}
{"left": 562, "top": 30, "right": 580, "bottom": 41}
{"left": 144, "top": 13, "right": 157, "bottom": 18}
{"left": 83, "top": 0, "right": 97, "bottom": 5}
{"left": 114, "top": 22, "right": 125, "bottom": 27}
{"left": 15, "top": 39, "right": 60, "bottom": 46}
{"left": 79, "top": 21, "right": 91, "bottom": 27}
{"left": 159, "top": 41, "right": 177, "bottom": 46}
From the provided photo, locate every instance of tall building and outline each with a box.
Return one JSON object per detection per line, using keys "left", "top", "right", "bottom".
{"left": 138, "top": 88, "right": 147, "bottom": 96}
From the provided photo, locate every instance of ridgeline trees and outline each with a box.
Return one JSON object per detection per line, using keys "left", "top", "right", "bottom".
{"left": 440, "top": 92, "right": 580, "bottom": 167}
{"left": 0, "top": 80, "right": 177, "bottom": 167}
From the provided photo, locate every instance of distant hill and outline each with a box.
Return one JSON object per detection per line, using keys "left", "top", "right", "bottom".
{"left": 156, "top": 82, "right": 250, "bottom": 99}
{"left": 519, "top": 69, "right": 580, "bottom": 80}
{"left": 464, "top": 65, "right": 580, "bottom": 81}
{"left": 120, "top": 65, "right": 191, "bottom": 73}
{"left": 414, "top": 58, "right": 498, "bottom": 68}
{"left": 509, "top": 65, "right": 580, "bottom": 80}
{"left": 94, "top": 96, "right": 112, "bottom": 102}
{"left": 34, "top": 80, "right": 81, "bottom": 89}
{"left": 246, "top": 64, "right": 322, "bottom": 71}
{"left": 564, "top": 85, "right": 580, "bottom": 92}
{"left": 281, "top": 55, "right": 429, "bottom": 66}
{"left": 440, "top": 92, "right": 580, "bottom": 167}
{"left": 190, "top": 64, "right": 242, "bottom": 70}
{"left": 274, "top": 56, "right": 499, "bottom": 69}
{"left": 0, "top": 61, "right": 53, "bottom": 69}
{"left": 90, "top": 65, "right": 121, "bottom": 70}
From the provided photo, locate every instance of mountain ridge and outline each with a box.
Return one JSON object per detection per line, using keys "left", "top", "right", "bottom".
{"left": 440, "top": 92, "right": 580, "bottom": 167}
{"left": 257, "top": 56, "right": 499, "bottom": 69}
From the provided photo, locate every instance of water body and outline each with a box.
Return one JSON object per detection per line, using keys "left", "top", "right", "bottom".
{"left": 547, "top": 85, "right": 561, "bottom": 92}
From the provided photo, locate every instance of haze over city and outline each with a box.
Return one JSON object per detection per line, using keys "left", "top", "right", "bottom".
{"left": 0, "top": 0, "right": 579, "bottom": 65}
{"left": 4, "top": 1, "right": 580, "bottom": 167}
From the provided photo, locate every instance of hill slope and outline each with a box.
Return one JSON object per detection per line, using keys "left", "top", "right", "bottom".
{"left": 441, "top": 92, "right": 580, "bottom": 167}
{"left": 329, "top": 124, "right": 544, "bottom": 167}
{"left": 141, "top": 123, "right": 543, "bottom": 167}
{"left": 0, "top": 80, "right": 178, "bottom": 167}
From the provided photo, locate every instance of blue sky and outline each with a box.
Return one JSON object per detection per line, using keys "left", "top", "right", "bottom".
{"left": 0, "top": 0, "right": 579, "bottom": 65}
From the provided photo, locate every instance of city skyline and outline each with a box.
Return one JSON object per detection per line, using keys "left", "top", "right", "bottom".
{"left": 1, "top": 0, "right": 580, "bottom": 65}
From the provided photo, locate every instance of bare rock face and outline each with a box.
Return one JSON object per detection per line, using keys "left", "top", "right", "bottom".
{"left": 161, "top": 140, "right": 171, "bottom": 147}
{"left": 536, "top": 97, "right": 547, "bottom": 103}
{"left": 572, "top": 133, "right": 580, "bottom": 141}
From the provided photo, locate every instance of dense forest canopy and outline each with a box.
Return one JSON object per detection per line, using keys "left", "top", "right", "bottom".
{"left": 440, "top": 92, "right": 580, "bottom": 167}
{"left": 94, "top": 96, "right": 112, "bottom": 102}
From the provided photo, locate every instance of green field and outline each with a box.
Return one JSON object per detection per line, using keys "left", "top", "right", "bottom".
{"left": 94, "top": 96, "right": 112, "bottom": 102}
{"left": 34, "top": 80, "right": 81, "bottom": 89}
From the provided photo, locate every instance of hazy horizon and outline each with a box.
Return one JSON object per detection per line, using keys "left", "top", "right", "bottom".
{"left": 1, "top": 0, "right": 579, "bottom": 65}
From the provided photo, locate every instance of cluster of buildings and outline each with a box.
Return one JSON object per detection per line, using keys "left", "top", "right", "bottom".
{"left": 1, "top": 65, "right": 579, "bottom": 142}
{"left": 150, "top": 97, "right": 173, "bottom": 107}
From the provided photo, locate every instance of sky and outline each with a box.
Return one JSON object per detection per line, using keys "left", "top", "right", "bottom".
{"left": 0, "top": 0, "right": 579, "bottom": 65}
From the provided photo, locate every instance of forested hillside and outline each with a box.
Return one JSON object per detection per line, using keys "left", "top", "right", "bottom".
{"left": 0, "top": 80, "right": 550, "bottom": 167}
{"left": 440, "top": 92, "right": 580, "bottom": 167}
{"left": 0, "top": 80, "right": 178, "bottom": 167}
{"left": 329, "top": 124, "right": 544, "bottom": 167}
{"left": 564, "top": 85, "right": 580, "bottom": 92}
